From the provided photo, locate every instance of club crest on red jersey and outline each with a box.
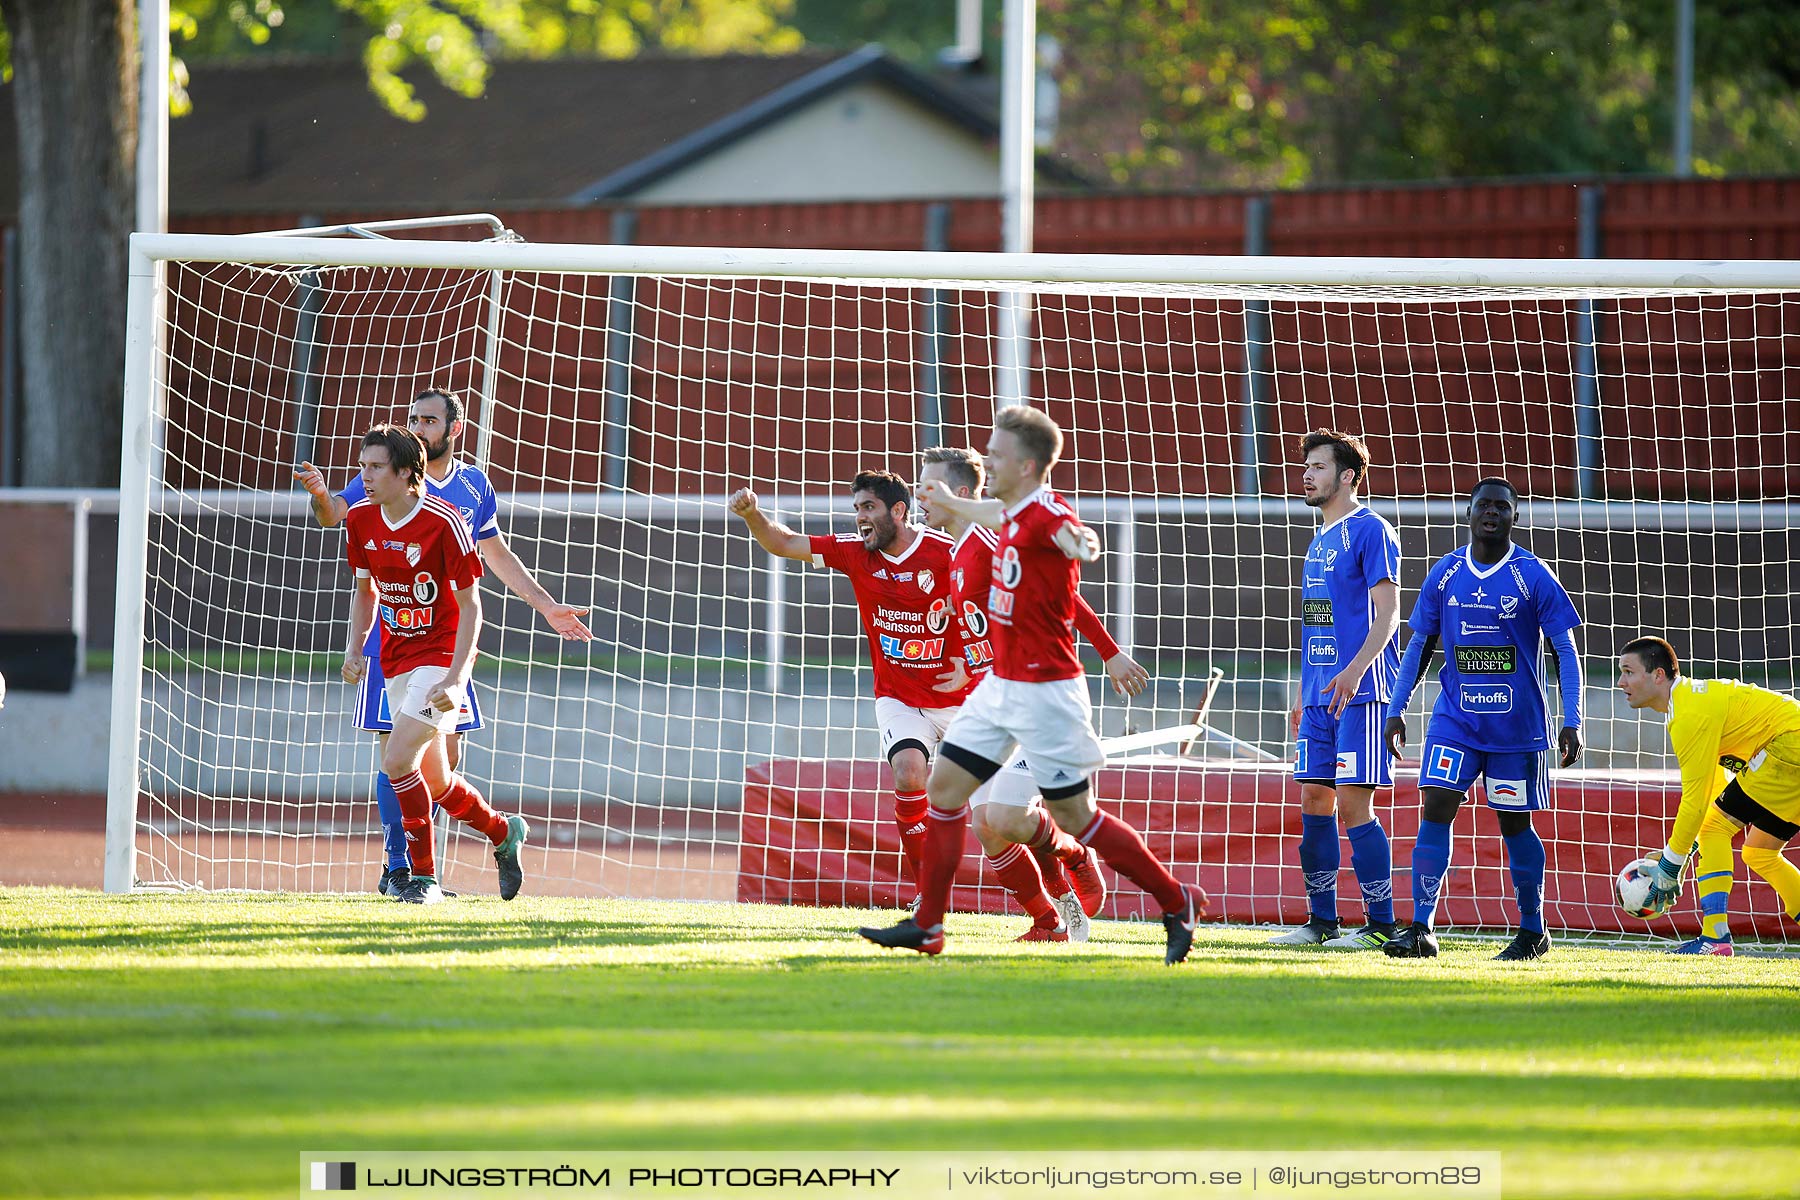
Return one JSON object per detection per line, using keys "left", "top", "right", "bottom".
{"left": 926, "top": 596, "right": 951, "bottom": 634}
{"left": 405, "top": 542, "right": 422, "bottom": 566}
{"left": 917, "top": 568, "right": 935, "bottom": 594}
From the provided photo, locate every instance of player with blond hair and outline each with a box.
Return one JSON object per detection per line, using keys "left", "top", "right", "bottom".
{"left": 916, "top": 444, "right": 1145, "bottom": 942}
{"left": 861, "top": 407, "right": 1207, "bottom": 962}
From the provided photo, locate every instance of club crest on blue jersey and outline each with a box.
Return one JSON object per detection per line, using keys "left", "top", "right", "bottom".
{"left": 1297, "top": 507, "right": 1402, "bottom": 711}
{"left": 1406, "top": 544, "right": 1582, "bottom": 754}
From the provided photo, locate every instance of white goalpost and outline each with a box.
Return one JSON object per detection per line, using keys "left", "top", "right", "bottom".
{"left": 108, "top": 226, "right": 1800, "bottom": 942}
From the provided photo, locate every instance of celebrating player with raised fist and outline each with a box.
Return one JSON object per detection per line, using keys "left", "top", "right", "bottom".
{"left": 859, "top": 406, "right": 1207, "bottom": 963}
{"left": 731, "top": 471, "right": 969, "bottom": 906}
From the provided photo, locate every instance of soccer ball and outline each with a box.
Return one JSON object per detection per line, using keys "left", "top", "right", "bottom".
{"left": 1615, "top": 859, "right": 1668, "bottom": 919}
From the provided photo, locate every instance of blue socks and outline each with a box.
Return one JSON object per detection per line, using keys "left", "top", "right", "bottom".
{"left": 1299, "top": 813, "right": 1340, "bottom": 923}
{"left": 1346, "top": 819, "right": 1394, "bottom": 925}
{"left": 1503, "top": 827, "right": 1547, "bottom": 935}
{"left": 1410, "top": 818, "right": 1454, "bottom": 930}
{"left": 375, "top": 771, "right": 407, "bottom": 871}
{"left": 1402, "top": 821, "right": 1546, "bottom": 934}
{"left": 1298, "top": 815, "right": 1395, "bottom": 926}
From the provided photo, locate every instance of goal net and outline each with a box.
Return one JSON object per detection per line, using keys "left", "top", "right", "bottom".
{"left": 109, "top": 228, "right": 1800, "bottom": 943}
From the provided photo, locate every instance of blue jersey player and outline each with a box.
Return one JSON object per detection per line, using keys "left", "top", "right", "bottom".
{"left": 294, "top": 387, "right": 592, "bottom": 894}
{"left": 1382, "top": 478, "right": 1583, "bottom": 961}
{"left": 1272, "top": 430, "right": 1403, "bottom": 949}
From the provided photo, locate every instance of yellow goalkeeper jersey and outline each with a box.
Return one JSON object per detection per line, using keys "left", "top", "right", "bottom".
{"left": 1663, "top": 676, "right": 1800, "bottom": 856}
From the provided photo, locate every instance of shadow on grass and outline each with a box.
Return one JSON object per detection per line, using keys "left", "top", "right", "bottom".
{"left": 1, "top": 912, "right": 844, "bottom": 955}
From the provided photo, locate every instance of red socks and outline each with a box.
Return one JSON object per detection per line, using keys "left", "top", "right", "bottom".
{"left": 1078, "top": 810, "right": 1187, "bottom": 913}
{"left": 892, "top": 790, "right": 930, "bottom": 886}
{"left": 390, "top": 769, "right": 437, "bottom": 878}
{"left": 1026, "top": 808, "right": 1078, "bottom": 895}
{"left": 913, "top": 803, "right": 970, "bottom": 931}
{"left": 434, "top": 775, "right": 509, "bottom": 845}
{"left": 987, "top": 843, "right": 1061, "bottom": 929}
{"left": 392, "top": 769, "right": 509, "bottom": 877}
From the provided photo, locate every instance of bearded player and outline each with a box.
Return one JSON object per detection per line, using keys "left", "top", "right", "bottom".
{"left": 861, "top": 406, "right": 1208, "bottom": 962}
{"left": 731, "top": 470, "right": 973, "bottom": 912}
{"left": 916, "top": 445, "right": 1148, "bottom": 943}
{"left": 340, "top": 425, "right": 527, "bottom": 905}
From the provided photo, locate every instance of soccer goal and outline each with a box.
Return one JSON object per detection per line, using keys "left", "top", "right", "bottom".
{"left": 108, "top": 223, "right": 1800, "bottom": 942}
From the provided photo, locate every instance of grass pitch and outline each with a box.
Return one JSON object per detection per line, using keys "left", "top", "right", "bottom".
{"left": 2, "top": 888, "right": 1795, "bottom": 1200}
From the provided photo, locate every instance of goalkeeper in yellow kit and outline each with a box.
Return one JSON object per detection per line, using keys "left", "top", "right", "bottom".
{"left": 1617, "top": 636, "right": 1800, "bottom": 955}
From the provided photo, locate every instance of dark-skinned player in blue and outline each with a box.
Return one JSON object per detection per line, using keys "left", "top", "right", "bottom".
{"left": 1382, "top": 478, "right": 1584, "bottom": 961}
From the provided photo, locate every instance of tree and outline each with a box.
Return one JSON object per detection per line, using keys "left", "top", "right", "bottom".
{"left": 1, "top": 0, "right": 136, "bottom": 489}
{"left": 1040, "top": 0, "right": 1800, "bottom": 190}
{"left": 0, "top": 0, "right": 797, "bottom": 487}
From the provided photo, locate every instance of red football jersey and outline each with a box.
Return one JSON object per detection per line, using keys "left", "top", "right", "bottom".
{"left": 345, "top": 495, "right": 484, "bottom": 676}
{"left": 810, "top": 528, "right": 969, "bottom": 708}
{"left": 950, "top": 524, "right": 1000, "bottom": 677}
{"left": 988, "top": 487, "right": 1086, "bottom": 683}
{"left": 951, "top": 522, "right": 1119, "bottom": 681}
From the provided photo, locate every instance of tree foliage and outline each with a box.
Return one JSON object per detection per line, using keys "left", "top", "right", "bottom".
{"left": 0, "top": 0, "right": 799, "bottom": 486}
{"left": 1038, "top": 0, "right": 1800, "bottom": 189}
{"left": 162, "top": 1, "right": 800, "bottom": 119}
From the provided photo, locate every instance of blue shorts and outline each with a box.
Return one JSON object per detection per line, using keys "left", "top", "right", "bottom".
{"left": 1419, "top": 738, "right": 1550, "bottom": 811}
{"left": 1295, "top": 701, "right": 1392, "bottom": 789}
{"left": 355, "top": 651, "right": 483, "bottom": 735}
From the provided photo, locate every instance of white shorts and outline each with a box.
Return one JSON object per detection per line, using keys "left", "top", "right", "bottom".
{"left": 385, "top": 665, "right": 470, "bottom": 735}
{"left": 874, "top": 696, "right": 958, "bottom": 760}
{"left": 972, "top": 752, "right": 1042, "bottom": 809}
{"left": 943, "top": 674, "right": 1105, "bottom": 793}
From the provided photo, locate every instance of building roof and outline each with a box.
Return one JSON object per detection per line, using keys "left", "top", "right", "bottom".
{"left": 0, "top": 47, "right": 1082, "bottom": 216}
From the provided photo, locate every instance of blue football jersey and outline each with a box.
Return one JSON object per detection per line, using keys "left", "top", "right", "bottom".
{"left": 1298, "top": 505, "right": 1402, "bottom": 709}
{"left": 1408, "top": 544, "right": 1581, "bottom": 752}
{"left": 339, "top": 459, "right": 500, "bottom": 653}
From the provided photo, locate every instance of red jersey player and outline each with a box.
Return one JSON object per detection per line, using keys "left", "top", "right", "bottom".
{"left": 916, "top": 445, "right": 1150, "bottom": 943}
{"left": 730, "top": 470, "right": 969, "bottom": 899}
{"left": 861, "top": 407, "right": 1210, "bottom": 962}
{"left": 341, "top": 425, "right": 528, "bottom": 905}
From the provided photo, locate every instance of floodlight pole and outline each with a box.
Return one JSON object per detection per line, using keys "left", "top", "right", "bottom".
{"left": 995, "top": 0, "right": 1036, "bottom": 409}
{"left": 137, "top": 0, "right": 169, "bottom": 236}
{"left": 1673, "top": 0, "right": 1694, "bottom": 176}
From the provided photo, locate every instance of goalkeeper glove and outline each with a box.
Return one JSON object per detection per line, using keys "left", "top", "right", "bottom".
{"left": 1642, "top": 852, "right": 1685, "bottom": 912}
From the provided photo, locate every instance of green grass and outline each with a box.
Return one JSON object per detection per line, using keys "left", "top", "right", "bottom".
{"left": 2, "top": 889, "right": 1796, "bottom": 1200}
